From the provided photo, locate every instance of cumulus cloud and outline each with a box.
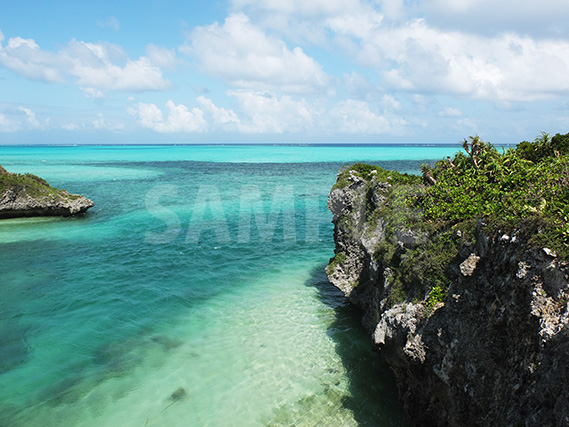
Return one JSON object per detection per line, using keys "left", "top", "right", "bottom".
{"left": 62, "top": 40, "right": 171, "bottom": 92}
{"left": 0, "top": 33, "right": 171, "bottom": 94}
{"left": 227, "top": 90, "right": 315, "bottom": 133}
{"left": 231, "top": 0, "right": 384, "bottom": 45}
{"left": 0, "top": 112, "right": 18, "bottom": 132}
{"left": 185, "top": 13, "right": 331, "bottom": 94}
{"left": 81, "top": 87, "right": 105, "bottom": 99}
{"left": 18, "top": 106, "right": 41, "bottom": 128}
{"left": 146, "top": 44, "right": 178, "bottom": 70}
{"left": 129, "top": 100, "right": 208, "bottom": 133}
{"left": 421, "top": 0, "right": 569, "bottom": 37}
{"left": 0, "top": 105, "right": 43, "bottom": 132}
{"left": 0, "top": 35, "right": 64, "bottom": 82}
{"left": 197, "top": 96, "right": 241, "bottom": 128}
{"left": 227, "top": 1, "right": 569, "bottom": 103}
{"left": 438, "top": 107, "right": 463, "bottom": 117}
{"left": 125, "top": 92, "right": 412, "bottom": 136}
{"left": 92, "top": 113, "right": 125, "bottom": 132}
{"left": 331, "top": 99, "right": 406, "bottom": 134}
{"left": 369, "top": 21, "right": 569, "bottom": 101}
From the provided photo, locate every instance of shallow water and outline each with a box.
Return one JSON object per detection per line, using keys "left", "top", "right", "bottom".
{"left": 0, "top": 145, "right": 461, "bottom": 426}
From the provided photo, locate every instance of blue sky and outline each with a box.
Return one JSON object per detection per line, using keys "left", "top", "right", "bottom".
{"left": 1, "top": 0, "right": 569, "bottom": 144}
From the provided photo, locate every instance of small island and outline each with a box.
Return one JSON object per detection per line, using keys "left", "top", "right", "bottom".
{"left": 0, "top": 165, "right": 94, "bottom": 219}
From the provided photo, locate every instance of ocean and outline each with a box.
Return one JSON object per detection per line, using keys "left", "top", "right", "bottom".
{"left": 0, "top": 144, "right": 461, "bottom": 426}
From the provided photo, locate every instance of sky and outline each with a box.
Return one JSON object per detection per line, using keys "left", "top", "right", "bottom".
{"left": 1, "top": 0, "right": 569, "bottom": 144}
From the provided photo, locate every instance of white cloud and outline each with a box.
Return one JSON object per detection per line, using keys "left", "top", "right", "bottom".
{"left": 92, "top": 113, "right": 125, "bottom": 132}
{"left": 0, "top": 35, "right": 64, "bottom": 82}
{"left": 227, "top": 90, "right": 315, "bottom": 133}
{"left": 62, "top": 40, "right": 171, "bottom": 92}
{"left": 197, "top": 96, "right": 241, "bottom": 128}
{"left": 185, "top": 13, "right": 331, "bottom": 94}
{"left": 422, "top": 0, "right": 569, "bottom": 37}
{"left": 232, "top": 0, "right": 384, "bottom": 45}
{"left": 380, "top": 94, "right": 402, "bottom": 111}
{"left": 18, "top": 106, "right": 41, "bottom": 128}
{"left": 129, "top": 100, "right": 208, "bottom": 133}
{"left": 81, "top": 87, "right": 105, "bottom": 99}
{"left": 0, "top": 112, "right": 18, "bottom": 132}
{"left": 61, "top": 123, "right": 80, "bottom": 131}
{"left": 344, "top": 72, "right": 375, "bottom": 99}
{"left": 330, "top": 99, "right": 406, "bottom": 134}
{"left": 146, "top": 44, "right": 177, "bottom": 70}
{"left": 438, "top": 107, "right": 463, "bottom": 117}
{"left": 341, "top": 18, "right": 569, "bottom": 102}
{"left": 0, "top": 34, "right": 171, "bottom": 93}
{"left": 226, "top": 1, "right": 569, "bottom": 103}
{"left": 125, "top": 92, "right": 412, "bottom": 136}
{"left": 97, "top": 16, "right": 120, "bottom": 31}
{"left": 232, "top": 0, "right": 363, "bottom": 16}
{"left": 0, "top": 105, "right": 43, "bottom": 132}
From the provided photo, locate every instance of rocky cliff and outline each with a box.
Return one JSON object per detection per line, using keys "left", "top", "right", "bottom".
{"left": 326, "top": 166, "right": 569, "bottom": 426}
{"left": 0, "top": 165, "right": 94, "bottom": 219}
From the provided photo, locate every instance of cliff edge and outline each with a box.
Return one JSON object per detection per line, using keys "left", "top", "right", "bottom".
{"left": 0, "top": 165, "right": 94, "bottom": 219}
{"left": 326, "top": 135, "right": 569, "bottom": 426}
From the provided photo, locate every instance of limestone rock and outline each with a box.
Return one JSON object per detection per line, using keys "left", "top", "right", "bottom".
{"left": 0, "top": 166, "right": 94, "bottom": 219}
{"left": 326, "top": 173, "right": 569, "bottom": 427}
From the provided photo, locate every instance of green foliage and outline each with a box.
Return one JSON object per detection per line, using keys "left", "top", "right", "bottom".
{"left": 333, "top": 162, "right": 421, "bottom": 190}
{"left": 332, "top": 134, "right": 569, "bottom": 310}
{"left": 424, "top": 285, "right": 447, "bottom": 317}
{"left": 388, "top": 280, "right": 407, "bottom": 307}
{"left": 0, "top": 166, "right": 68, "bottom": 199}
{"left": 516, "top": 132, "right": 569, "bottom": 163}
{"left": 376, "top": 222, "right": 474, "bottom": 307}
{"left": 327, "top": 252, "right": 347, "bottom": 272}
{"left": 426, "top": 286, "right": 446, "bottom": 308}
{"left": 418, "top": 133, "right": 569, "bottom": 258}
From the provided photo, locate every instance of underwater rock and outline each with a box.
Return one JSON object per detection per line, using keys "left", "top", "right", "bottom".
{"left": 150, "top": 335, "right": 182, "bottom": 351}
{"left": 170, "top": 387, "right": 187, "bottom": 401}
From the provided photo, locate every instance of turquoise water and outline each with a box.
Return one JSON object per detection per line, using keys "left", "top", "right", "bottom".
{"left": 0, "top": 145, "right": 461, "bottom": 426}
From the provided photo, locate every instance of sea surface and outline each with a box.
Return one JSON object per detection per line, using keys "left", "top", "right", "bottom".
{"left": 0, "top": 144, "right": 462, "bottom": 426}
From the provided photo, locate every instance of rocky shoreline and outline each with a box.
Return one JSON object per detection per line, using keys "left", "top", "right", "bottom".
{"left": 0, "top": 165, "right": 94, "bottom": 219}
{"left": 326, "top": 168, "right": 569, "bottom": 426}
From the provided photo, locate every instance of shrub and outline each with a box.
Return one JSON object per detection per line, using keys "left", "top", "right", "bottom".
{"left": 418, "top": 133, "right": 569, "bottom": 257}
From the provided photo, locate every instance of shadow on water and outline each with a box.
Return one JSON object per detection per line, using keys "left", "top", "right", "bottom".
{"left": 305, "top": 264, "right": 409, "bottom": 427}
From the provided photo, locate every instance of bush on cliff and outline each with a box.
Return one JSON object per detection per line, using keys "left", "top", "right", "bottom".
{"left": 333, "top": 162, "right": 421, "bottom": 191}
{"left": 336, "top": 132, "right": 569, "bottom": 309}
{"left": 420, "top": 132, "right": 569, "bottom": 257}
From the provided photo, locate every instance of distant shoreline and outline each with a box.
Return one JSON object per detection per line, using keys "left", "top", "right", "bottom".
{"left": 0, "top": 142, "right": 518, "bottom": 148}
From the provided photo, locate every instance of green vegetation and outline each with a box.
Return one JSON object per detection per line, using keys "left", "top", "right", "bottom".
{"left": 426, "top": 286, "right": 446, "bottom": 308}
{"left": 332, "top": 162, "right": 421, "bottom": 191}
{"left": 338, "top": 132, "right": 569, "bottom": 310}
{"left": 420, "top": 133, "right": 569, "bottom": 256}
{"left": 327, "top": 252, "right": 347, "bottom": 272}
{"left": 0, "top": 166, "right": 74, "bottom": 200}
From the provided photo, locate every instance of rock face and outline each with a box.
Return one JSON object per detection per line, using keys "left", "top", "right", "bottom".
{"left": 0, "top": 167, "right": 94, "bottom": 219}
{"left": 326, "top": 171, "right": 569, "bottom": 427}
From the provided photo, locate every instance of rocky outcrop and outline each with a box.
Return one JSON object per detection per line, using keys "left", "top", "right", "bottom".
{"left": 0, "top": 167, "right": 93, "bottom": 219}
{"left": 326, "top": 170, "right": 569, "bottom": 426}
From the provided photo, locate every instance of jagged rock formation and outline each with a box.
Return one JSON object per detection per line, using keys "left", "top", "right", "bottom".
{"left": 326, "top": 170, "right": 569, "bottom": 427}
{"left": 0, "top": 165, "right": 94, "bottom": 219}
